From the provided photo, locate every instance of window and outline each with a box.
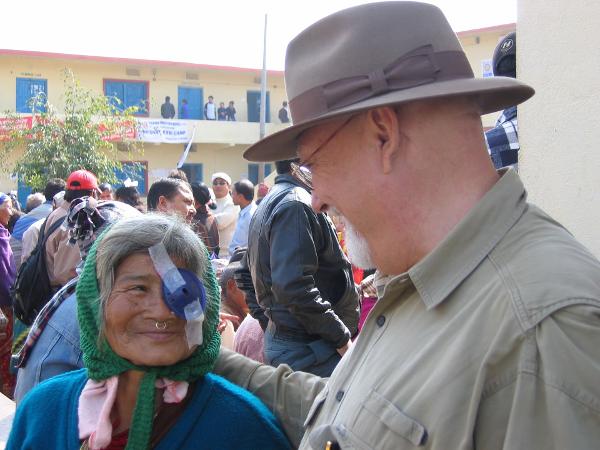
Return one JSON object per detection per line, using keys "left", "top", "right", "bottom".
{"left": 247, "top": 163, "right": 272, "bottom": 184}
{"left": 16, "top": 78, "right": 47, "bottom": 113}
{"left": 181, "top": 163, "right": 203, "bottom": 184}
{"left": 114, "top": 161, "right": 148, "bottom": 194}
{"left": 103, "top": 79, "right": 149, "bottom": 116}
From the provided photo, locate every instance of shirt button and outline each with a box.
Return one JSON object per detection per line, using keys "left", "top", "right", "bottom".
{"left": 335, "top": 390, "right": 344, "bottom": 401}
{"left": 376, "top": 315, "right": 386, "bottom": 327}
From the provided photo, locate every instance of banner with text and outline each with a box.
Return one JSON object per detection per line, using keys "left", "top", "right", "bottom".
{"left": 0, "top": 116, "right": 32, "bottom": 141}
{"left": 136, "top": 119, "right": 192, "bottom": 143}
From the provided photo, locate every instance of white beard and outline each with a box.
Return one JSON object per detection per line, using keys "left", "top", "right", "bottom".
{"left": 332, "top": 210, "right": 375, "bottom": 270}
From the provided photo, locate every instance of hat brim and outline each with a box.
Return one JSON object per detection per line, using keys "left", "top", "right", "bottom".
{"left": 244, "top": 76, "right": 534, "bottom": 162}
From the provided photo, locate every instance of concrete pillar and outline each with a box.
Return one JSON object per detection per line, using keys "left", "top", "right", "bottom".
{"left": 519, "top": 0, "right": 600, "bottom": 256}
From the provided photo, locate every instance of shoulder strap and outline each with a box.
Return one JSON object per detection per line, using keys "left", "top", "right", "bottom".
{"left": 34, "top": 217, "right": 51, "bottom": 247}
{"left": 41, "top": 215, "right": 67, "bottom": 246}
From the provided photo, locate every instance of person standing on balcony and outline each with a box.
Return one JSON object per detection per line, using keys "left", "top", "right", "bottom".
{"left": 227, "top": 101, "right": 237, "bottom": 121}
{"left": 160, "top": 96, "right": 176, "bottom": 119}
{"left": 211, "top": 172, "right": 239, "bottom": 260}
{"left": 218, "top": 102, "right": 228, "bottom": 121}
{"left": 204, "top": 96, "right": 217, "bottom": 120}
{"left": 180, "top": 99, "right": 189, "bottom": 119}
{"left": 278, "top": 101, "right": 290, "bottom": 123}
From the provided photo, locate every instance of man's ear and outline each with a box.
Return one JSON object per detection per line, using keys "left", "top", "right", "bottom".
{"left": 157, "top": 195, "right": 169, "bottom": 212}
{"left": 366, "top": 107, "right": 403, "bottom": 174}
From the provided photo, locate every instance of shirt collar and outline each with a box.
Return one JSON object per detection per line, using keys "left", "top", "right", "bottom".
{"left": 408, "top": 169, "right": 528, "bottom": 309}
{"left": 240, "top": 202, "right": 256, "bottom": 215}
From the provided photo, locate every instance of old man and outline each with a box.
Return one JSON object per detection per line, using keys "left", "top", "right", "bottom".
{"left": 216, "top": 2, "right": 600, "bottom": 449}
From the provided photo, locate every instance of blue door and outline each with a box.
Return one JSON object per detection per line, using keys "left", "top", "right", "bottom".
{"left": 125, "top": 82, "right": 148, "bottom": 115}
{"left": 113, "top": 161, "right": 148, "bottom": 194}
{"left": 17, "top": 179, "right": 33, "bottom": 208}
{"left": 178, "top": 87, "right": 203, "bottom": 120}
{"left": 247, "top": 90, "right": 270, "bottom": 123}
{"left": 16, "top": 78, "right": 48, "bottom": 113}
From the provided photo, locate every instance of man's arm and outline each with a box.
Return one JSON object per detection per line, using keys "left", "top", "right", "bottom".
{"left": 214, "top": 348, "right": 327, "bottom": 447}
{"left": 269, "top": 203, "right": 350, "bottom": 348}
{"left": 476, "top": 304, "right": 600, "bottom": 449}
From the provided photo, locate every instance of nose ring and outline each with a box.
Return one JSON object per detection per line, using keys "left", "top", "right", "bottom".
{"left": 155, "top": 321, "right": 167, "bottom": 330}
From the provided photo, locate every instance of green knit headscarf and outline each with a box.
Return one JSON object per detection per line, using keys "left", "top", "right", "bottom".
{"left": 76, "top": 226, "right": 221, "bottom": 450}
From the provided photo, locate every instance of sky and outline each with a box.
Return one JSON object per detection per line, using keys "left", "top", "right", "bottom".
{"left": 1, "top": 0, "right": 516, "bottom": 70}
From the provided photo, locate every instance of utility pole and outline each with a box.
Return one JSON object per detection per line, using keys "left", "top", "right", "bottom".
{"left": 258, "top": 13, "right": 268, "bottom": 182}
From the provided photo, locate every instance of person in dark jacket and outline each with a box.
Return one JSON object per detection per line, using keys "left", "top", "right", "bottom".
{"left": 235, "top": 160, "right": 359, "bottom": 377}
{"left": 161, "top": 96, "right": 176, "bottom": 119}
{"left": 191, "top": 182, "right": 220, "bottom": 257}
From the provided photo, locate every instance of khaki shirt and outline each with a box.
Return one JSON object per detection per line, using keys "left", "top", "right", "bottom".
{"left": 44, "top": 203, "right": 80, "bottom": 288}
{"left": 215, "top": 170, "right": 600, "bottom": 449}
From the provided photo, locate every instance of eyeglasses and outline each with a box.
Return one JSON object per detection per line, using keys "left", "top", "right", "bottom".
{"left": 293, "top": 115, "right": 357, "bottom": 192}
{"left": 212, "top": 180, "right": 228, "bottom": 186}
{"left": 298, "top": 114, "right": 356, "bottom": 172}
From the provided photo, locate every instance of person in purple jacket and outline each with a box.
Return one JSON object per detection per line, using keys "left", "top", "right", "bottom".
{"left": 0, "top": 192, "right": 16, "bottom": 397}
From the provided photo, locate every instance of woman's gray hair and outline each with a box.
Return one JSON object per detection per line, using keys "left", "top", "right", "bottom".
{"left": 95, "top": 213, "right": 207, "bottom": 323}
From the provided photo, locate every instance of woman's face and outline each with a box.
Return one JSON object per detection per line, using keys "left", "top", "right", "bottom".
{"left": 104, "top": 252, "right": 196, "bottom": 366}
{"left": 212, "top": 178, "right": 230, "bottom": 199}
{"left": 0, "top": 198, "right": 13, "bottom": 227}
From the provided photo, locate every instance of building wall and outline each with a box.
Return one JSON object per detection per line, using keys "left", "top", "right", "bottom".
{"left": 0, "top": 53, "right": 288, "bottom": 193}
{"left": 0, "top": 54, "right": 287, "bottom": 122}
{"left": 519, "top": 0, "right": 600, "bottom": 256}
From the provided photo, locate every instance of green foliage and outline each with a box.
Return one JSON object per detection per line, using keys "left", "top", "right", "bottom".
{"left": 0, "top": 69, "right": 143, "bottom": 191}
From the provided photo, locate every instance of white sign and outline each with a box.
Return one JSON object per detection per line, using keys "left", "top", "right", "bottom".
{"left": 481, "top": 59, "right": 494, "bottom": 78}
{"left": 136, "top": 119, "right": 192, "bottom": 143}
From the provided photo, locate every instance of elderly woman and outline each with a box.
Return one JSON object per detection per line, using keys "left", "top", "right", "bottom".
{"left": 8, "top": 213, "right": 290, "bottom": 449}
{"left": 13, "top": 198, "right": 141, "bottom": 402}
{"left": 0, "top": 192, "right": 16, "bottom": 397}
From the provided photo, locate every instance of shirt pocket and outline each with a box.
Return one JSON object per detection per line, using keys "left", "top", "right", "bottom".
{"left": 350, "top": 389, "right": 428, "bottom": 449}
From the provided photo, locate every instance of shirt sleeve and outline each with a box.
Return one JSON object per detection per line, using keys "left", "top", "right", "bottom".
{"left": 476, "top": 304, "right": 600, "bottom": 449}
{"left": 214, "top": 348, "right": 327, "bottom": 448}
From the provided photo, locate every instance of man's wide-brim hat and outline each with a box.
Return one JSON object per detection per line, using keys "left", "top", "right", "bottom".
{"left": 244, "top": 1, "right": 534, "bottom": 162}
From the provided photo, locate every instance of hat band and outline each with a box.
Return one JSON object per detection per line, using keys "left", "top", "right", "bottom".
{"left": 289, "top": 45, "right": 473, "bottom": 124}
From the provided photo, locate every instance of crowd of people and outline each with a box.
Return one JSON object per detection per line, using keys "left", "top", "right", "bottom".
{"left": 0, "top": 2, "right": 598, "bottom": 449}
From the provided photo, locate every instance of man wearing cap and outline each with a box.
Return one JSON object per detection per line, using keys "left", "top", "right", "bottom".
{"left": 215, "top": 3, "right": 600, "bottom": 449}
{"left": 211, "top": 172, "right": 239, "bottom": 259}
{"left": 485, "top": 31, "right": 520, "bottom": 170}
{"left": 44, "top": 169, "right": 100, "bottom": 290}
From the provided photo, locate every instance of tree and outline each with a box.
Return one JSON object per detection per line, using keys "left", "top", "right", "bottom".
{"left": 0, "top": 69, "right": 143, "bottom": 191}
